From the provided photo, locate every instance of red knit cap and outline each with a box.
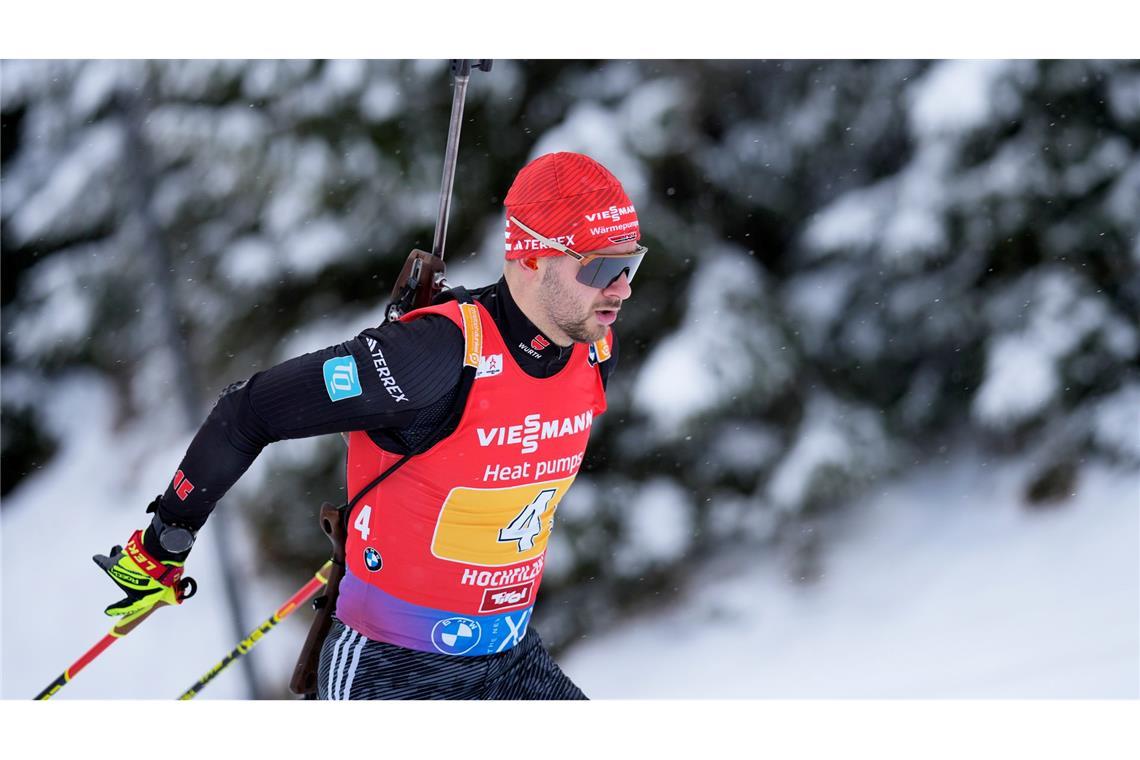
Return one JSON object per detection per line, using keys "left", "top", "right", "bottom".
{"left": 504, "top": 152, "right": 640, "bottom": 260}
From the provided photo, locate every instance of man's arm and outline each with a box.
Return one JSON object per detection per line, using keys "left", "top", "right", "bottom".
{"left": 156, "top": 316, "right": 464, "bottom": 530}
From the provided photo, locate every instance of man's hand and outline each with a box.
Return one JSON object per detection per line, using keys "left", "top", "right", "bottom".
{"left": 93, "top": 529, "right": 196, "bottom": 619}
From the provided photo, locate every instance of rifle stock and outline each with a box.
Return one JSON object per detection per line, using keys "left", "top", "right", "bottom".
{"left": 289, "top": 502, "right": 348, "bottom": 697}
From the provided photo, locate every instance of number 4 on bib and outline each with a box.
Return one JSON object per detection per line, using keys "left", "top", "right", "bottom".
{"left": 354, "top": 505, "right": 373, "bottom": 541}
{"left": 498, "top": 489, "right": 556, "bottom": 552}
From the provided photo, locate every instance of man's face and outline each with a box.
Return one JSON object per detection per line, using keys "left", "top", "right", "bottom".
{"left": 537, "top": 241, "right": 637, "bottom": 344}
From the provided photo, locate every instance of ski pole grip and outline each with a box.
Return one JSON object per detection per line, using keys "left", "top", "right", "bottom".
{"left": 110, "top": 602, "right": 168, "bottom": 637}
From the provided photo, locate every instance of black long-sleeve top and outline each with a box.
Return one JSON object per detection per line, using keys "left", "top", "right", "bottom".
{"left": 154, "top": 278, "right": 618, "bottom": 537}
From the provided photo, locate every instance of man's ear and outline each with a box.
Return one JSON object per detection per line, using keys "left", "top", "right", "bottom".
{"left": 504, "top": 256, "right": 540, "bottom": 284}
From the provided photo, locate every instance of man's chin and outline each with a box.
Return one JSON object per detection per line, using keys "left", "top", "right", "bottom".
{"left": 561, "top": 321, "right": 606, "bottom": 345}
{"left": 580, "top": 324, "right": 609, "bottom": 344}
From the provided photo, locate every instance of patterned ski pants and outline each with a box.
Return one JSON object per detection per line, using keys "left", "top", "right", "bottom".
{"left": 317, "top": 617, "right": 587, "bottom": 700}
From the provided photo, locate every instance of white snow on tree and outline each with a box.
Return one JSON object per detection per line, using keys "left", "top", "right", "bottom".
{"left": 633, "top": 244, "right": 795, "bottom": 436}
{"left": 767, "top": 394, "right": 894, "bottom": 515}
{"left": 974, "top": 268, "right": 1137, "bottom": 429}
{"left": 4, "top": 60, "right": 1137, "bottom": 664}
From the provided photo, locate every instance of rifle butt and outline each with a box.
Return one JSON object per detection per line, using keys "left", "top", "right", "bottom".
{"left": 289, "top": 502, "right": 348, "bottom": 697}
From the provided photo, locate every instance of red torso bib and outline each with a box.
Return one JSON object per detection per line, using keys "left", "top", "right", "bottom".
{"left": 336, "top": 299, "right": 611, "bottom": 656}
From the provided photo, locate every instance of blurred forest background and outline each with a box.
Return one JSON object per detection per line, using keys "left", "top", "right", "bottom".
{"left": 2, "top": 60, "right": 1138, "bottom": 694}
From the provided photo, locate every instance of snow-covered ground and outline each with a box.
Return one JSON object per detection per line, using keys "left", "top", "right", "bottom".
{"left": 562, "top": 453, "right": 1139, "bottom": 698}
{"left": 2, "top": 372, "right": 1137, "bottom": 700}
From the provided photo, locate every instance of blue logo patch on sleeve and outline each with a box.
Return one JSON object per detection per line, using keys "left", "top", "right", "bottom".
{"left": 323, "top": 356, "right": 362, "bottom": 401}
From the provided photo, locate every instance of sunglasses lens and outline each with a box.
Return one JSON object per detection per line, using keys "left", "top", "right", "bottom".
{"left": 575, "top": 249, "right": 645, "bottom": 288}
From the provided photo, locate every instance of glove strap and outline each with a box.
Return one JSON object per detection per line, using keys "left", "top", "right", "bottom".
{"left": 125, "top": 530, "right": 185, "bottom": 589}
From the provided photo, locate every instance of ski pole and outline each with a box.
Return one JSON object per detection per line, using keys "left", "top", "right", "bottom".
{"left": 34, "top": 598, "right": 177, "bottom": 700}
{"left": 177, "top": 560, "right": 333, "bottom": 700}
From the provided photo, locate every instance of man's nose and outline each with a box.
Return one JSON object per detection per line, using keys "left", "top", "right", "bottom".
{"left": 602, "top": 271, "right": 632, "bottom": 300}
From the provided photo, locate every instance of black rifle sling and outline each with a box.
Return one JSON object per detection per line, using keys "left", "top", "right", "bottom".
{"left": 338, "top": 287, "right": 478, "bottom": 529}
{"left": 291, "top": 289, "right": 478, "bottom": 697}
